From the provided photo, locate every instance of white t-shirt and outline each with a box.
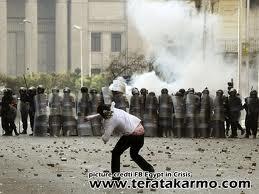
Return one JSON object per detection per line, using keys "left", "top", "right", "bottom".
{"left": 102, "top": 108, "right": 141, "bottom": 143}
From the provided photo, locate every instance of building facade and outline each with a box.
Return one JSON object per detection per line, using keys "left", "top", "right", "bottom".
{"left": 0, "top": 0, "right": 144, "bottom": 77}
{"left": 0, "top": 0, "right": 258, "bottom": 95}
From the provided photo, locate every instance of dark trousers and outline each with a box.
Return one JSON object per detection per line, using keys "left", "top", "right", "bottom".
{"left": 245, "top": 114, "right": 258, "bottom": 136}
{"left": 1, "top": 115, "right": 10, "bottom": 134}
{"left": 21, "top": 108, "right": 28, "bottom": 131}
{"left": 230, "top": 121, "right": 238, "bottom": 137}
{"left": 111, "top": 134, "right": 154, "bottom": 179}
{"left": 1, "top": 116, "right": 18, "bottom": 135}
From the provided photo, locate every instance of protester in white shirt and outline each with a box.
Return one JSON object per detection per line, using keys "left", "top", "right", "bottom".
{"left": 94, "top": 103, "right": 154, "bottom": 180}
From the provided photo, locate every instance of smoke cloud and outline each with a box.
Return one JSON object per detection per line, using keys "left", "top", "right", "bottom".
{"left": 127, "top": 0, "right": 237, "bottom": 95}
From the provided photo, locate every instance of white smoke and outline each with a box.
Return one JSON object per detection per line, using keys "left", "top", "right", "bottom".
{"left": 128, "top": 0, "right": 237, "bottom": 95}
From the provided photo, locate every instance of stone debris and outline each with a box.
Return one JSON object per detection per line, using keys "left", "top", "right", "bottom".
{"left": 221, "top": 148, "right": 227, "bottom": 153}
{"left": 0, "top": 155, "right": 4, "bottom": 158}
{"left": 252, "top": 162, "right": 256, "bottom": 167}
{"left": 166, "top": 167, "right": 171, "bottom": 171}
{"left": 34, "top": 173, "right": 38, "bottom": 176}
{"left": 244, "top": 156, "right": 252, "bottom": 160}
{"left": 61, "top": 157, "right": 67, "bottom": 161}
{"left": 57, "top": 173, "right": 62, "bottom": 177}
{"left": 197, "top": 148, "right": 205, "bottom": 152}
{"left": 47, "top": 163, "right": 55, "bottom": 167}
{"left": 122, "top": 164, "right": 130, "bottom": 167}
{"left": 237, "top": 166, "right": 243, "bottom": 170}
{"left": 17, "top": 168, "right": 25, "bottom": 172}
{"left": 216, "top": 169, "right": 221, "bottom": 177}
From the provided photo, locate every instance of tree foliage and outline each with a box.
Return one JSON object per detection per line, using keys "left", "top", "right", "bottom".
{"left": 106, "top": 51, "right": 155, "bottom": 82}
{"left": 0, "top": 73, "right": 108, "bottom": 95}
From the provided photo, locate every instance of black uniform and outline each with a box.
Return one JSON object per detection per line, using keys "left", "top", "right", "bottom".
{"left": 211, "top": 90, "right": 226, "bottom": 138}
{"left": 199, "top": 89, "right": 213, "bottom": 138}
{"left": 243, "top": 90, "right": 259, "bottom": 138}
{"left": 129, "top": 88, "right": 141, "bottom": 119}
{"left": 228, "top": 89, "right": 242, "bottom": 138}
{"left": 158, "top": 88, "right": 173, "bottom": 137}
{"left": 19, "top": 87, "right": 29, "bottom": 134}
{"left": 1, "top": 89, "right": 18, "bottom": 136}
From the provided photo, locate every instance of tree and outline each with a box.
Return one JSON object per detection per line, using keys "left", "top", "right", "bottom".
{"left": 106, "top": 51, "right": 155, "bottom": 82}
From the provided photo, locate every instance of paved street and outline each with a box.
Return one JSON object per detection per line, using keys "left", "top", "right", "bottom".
{"left": 0, "top": 136, "right": 258, "bottom": 194}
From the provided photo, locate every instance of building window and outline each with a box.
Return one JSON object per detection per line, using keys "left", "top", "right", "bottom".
{"left": 111, "top": 33, "right": 121, "bottom": 52}
{"left": 91, "top": 32, "right": 101, "bottom": 52}
{"left": 91, "top": 68, "right": 101, "bottom": 75}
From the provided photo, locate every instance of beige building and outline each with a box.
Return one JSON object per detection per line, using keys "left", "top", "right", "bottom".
{"left": 213, "top": 0, "right": 259, "bottom": 95}
{"left": 0, "top": 0, "right": 144, "bottom": 77}
{"left": 0, "top": 0, "right": 258, "bottom": 94}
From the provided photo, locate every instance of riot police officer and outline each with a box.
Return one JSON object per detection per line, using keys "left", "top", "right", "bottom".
{"left": 172, "top": 91, "right": 185, "bottom": 138}
{"left": 62, "top": 87, "right": 77, "bottom": 136}
{"left": 1, "top": 88, "right": 18, "bottom": 136}
{"left": 185, "top": 88, "right": 200, "bottom": 138}
{"left": 143, "top": 92, "right": 158, "bottom": 137}
{"left": 228, "top": 88, "right": 242, "bottom": 138}
{"left": 19, "top": 87, "right": 29, "bottom": 134}
{"left": 129, "top": 88, "right": 141, "bottom": 119}
{"left": 49, "top": 87, "right": 63, "bottom": 136}
{"left": 77, "top": 86, "right": 92, "bottom": 136}
{"left": 89, "top": 88, "right": 102, "bottom": 136}
{"left": 34, "top": 85, "right": 49, "bottom": 136}
{"left": 212, "top": 89, "right": 226, "bottom": 138}
{"left": 140, "top": 88, "right": 148, "bottom": 120}
{"left": 243, "top": 90, "right": 259, "bottom": 138}
{"left": 158, "top": 88, "right": 173, "bottom": 137}
{"left": 199, "top": 88, "right": 213, "bottom": 138}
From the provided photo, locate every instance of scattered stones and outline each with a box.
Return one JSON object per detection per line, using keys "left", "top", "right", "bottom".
{"left": 252, "top": 162, "right": 256, "bottom": 167}
{"left": 34, "top": 173, "right": 38, "bottom": 176}
{"left": 123, "top": 164, "right": 130, "bottom": 167}
{"left": 237, "top": 166, "right": 243, "bottom": 170}
{"left": 17, "top": 168, "right": 25, "bottom": 172}
{"left": 166, "top": 167, "right": 171, "bottom": 171}
{"left": 57, "top": 173, "right": 62, "bottom": 177}
{"left": 221, "top": 148, "right": 227, "bottom": 153}
{"left": 244, "top": 156, "right": 252, "bottom": 160}
{"left": 216, "top": 170, "right": 221, "bottom": 177}
{"left": 0, "top": 155, "right": 4, "bottom": 158}
{"left": 61, "top": 157, "right": 67, "bottom": 161}
{"left": 47, "top": 163, "right": 55, "bottom": 167}
{"left": 197, "top": 148, "right": 205, "bottom": 152}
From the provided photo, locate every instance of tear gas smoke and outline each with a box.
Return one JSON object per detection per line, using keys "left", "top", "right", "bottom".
{"left": 127, "top": 0, "right": 237, "bottom": 95}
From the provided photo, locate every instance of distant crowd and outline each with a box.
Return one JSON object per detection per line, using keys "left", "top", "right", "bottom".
{"left": 0, "top": 84, "right": 258, "bottom": 139}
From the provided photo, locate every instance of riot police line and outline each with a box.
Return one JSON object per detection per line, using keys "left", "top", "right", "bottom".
{"left": 0, "top": 85, "right": 258, "bottom": 139}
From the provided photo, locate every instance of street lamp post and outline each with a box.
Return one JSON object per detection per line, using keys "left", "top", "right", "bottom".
{"left": 73, "top": 25, "right": 84, "bottom": 87}
{"left": 20, "top": 19, "right": 32, "bottom": 76}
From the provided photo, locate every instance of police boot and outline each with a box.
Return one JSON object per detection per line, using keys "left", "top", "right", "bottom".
{"left": 245, "top": 134, "right": 250, "bottom": 138}
{"left": 21, "top": 130, "right": 27, "bottom": 134}
{"left": 253, "top": 135, "right": 256, "bottom": 139}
